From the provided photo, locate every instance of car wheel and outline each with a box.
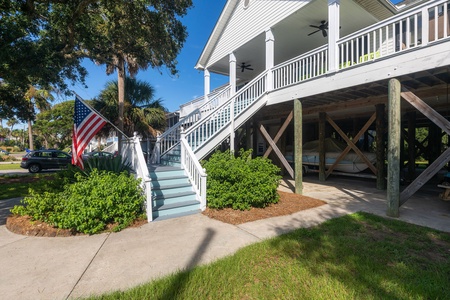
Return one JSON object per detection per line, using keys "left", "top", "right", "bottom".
{"left": 28, "top": 164, "right": 41, "bottom": 173}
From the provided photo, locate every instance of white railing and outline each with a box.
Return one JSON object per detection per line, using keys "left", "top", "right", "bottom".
{"left": 270, "top": 0, "right": 450, "bottom": 92}
{"left": 272, "top": 45, "right": 328, "bottom": 90}
{"left": 179, "top": 84, "right": 230, "bottom": 117}
{"left": 337, "top": 0, "right": 449, "bottom": 70}
{"left": 185, "top": 71, "right": 268, "bottom": 152}
{"left": 121, "top": 134, "right": 152, "bottom": 222}
{"left": 151, "top": 85, "right": 231, "bottom": 164}
{"left": 180, "top": 130, "right": 207, "bottom": 210}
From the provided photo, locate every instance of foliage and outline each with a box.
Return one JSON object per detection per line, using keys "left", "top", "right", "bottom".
{"left": 202, "top": 149, "right": 281, "bottom": 210}
{"left": 33, "top": 101, "right": 75, "bottom": 149}
{"left": 82, "top": 155, "right": 132, "bottom": 176}
{"left": 11, "top": 170, "right": 145, "bottom": 234}
{"left": 95, "top": 77, "right": 167, "bottom": 138}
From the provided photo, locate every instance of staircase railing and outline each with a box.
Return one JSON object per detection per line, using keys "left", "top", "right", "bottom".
{"left": 180, "top": 129, "right": 207, "bottom": 210}
{"left": 151, "top": 85, "right": 231, "bottom": 163}
{"left": 121, "top": 134, "right": 153, "bottom": 222}
{"left": 185, "top": 71, "right": 268, "bottom": 157}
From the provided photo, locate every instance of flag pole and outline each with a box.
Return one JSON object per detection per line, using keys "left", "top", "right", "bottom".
{"left": 73, "top": 92, "right": 131, "bottom": 140}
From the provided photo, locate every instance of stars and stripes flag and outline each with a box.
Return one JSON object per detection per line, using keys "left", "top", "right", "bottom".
{"left": 72, "top": 95, "right": 107, "bottom": 169}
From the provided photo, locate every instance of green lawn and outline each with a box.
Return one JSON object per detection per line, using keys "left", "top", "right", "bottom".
{"left": 0, "top": 174, "right": 47, "bottom": 200}
{"left": 0, "top": 163, "right": 22, "bottom": 170}
{"left": 87, "top": 212, "right": 450, "bottom": 299}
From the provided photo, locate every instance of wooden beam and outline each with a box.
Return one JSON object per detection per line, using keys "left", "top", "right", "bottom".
{"left": 303, "top": 95, "right": 387, "bottom": 115}
{"left": 263, "top": 111, "right": 293, "bottom": 158}
{"left": 319, "top": 112, "right": 326, "bottom": 181}
{"left": 259, "top": 124, "right": 294, "bottom": 179}
{"left": 387, "top": 79, "right": 401, "bottom": 218}
{"left": 325, "top": 114, "right": 377, "bottom": 176}
{"left": 400, "top": 146, "right": 450, "bottom": 205}
{"left": 376, "top": 103, "right": 386, "bottom": 190}
{"left": 401, "top": 87, "right": 450, "bottom": 135}
{"left": 294, "top": 99, "right": 303, "bottom": 194}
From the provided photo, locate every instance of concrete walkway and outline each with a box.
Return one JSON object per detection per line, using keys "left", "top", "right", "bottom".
{"left": 0, "top": 176, "right": 449, "bottom": 299}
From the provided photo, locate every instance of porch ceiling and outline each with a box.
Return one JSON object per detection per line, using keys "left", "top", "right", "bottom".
{"left": 207, "top": 0, "right": 391, "bottom": 83}
{"left": 258, "top": 66, "right": 450, "bottom": 125}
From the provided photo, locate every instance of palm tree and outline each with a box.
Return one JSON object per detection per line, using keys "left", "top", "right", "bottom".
{"left": 24, "top": 86, "right": 54, "bottom": 150}
{"left": 6, "top": 117, "right": 18, "bottom": 139}
{"left": 95, "top": 78, "right": 167, "bottom": 139}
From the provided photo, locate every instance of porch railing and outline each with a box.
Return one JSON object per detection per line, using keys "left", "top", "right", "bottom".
{"left": 272, "top": 45, "right": 328, "bottom": 90}
{"left": 185, "top": 71, "right": 268, "bottom": 153}
{"left": 271, "top": 0, "right": 450, "bottom": 92}
{"left": 180, "top": 129, "right": 207, "bottom": 210}
{"left": 151, "top": 85, "right": 231, "bottom": 163}
{"left": 121, "top": 135, "right": 152, "bottom": 222}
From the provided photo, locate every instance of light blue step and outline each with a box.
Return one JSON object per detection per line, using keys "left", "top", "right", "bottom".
{"left": 152, "top": 209, "right": 202, "bottom": 222}
{"left": 151, "top": 176, "right": 190, "bottom": 189}
{"left": 160, "top": 159, "right": 181, "bottom": 167}
{"left": 151, "top": 182, "right": 194, "bottom": 198}
{"left": 152, "top": 200, "right": 201, "bottom": 219}
{"left": 153, "top": 191, "right": 197, "bottom": 207}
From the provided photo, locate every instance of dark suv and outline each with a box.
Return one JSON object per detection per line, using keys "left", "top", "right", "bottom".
{"left": 20, "top": 150, "right": 72, "bottom": 173}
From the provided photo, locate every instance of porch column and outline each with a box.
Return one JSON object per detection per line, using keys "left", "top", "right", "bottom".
{"left": 328, "top": 0, "right": 340, "bottom": 72}
{"left": 294, "top": 99, "right": 303, "bottom": 194}
{"left": 204, "top": 68, "right": 210, "bottom": 102}
{"left": 265, "top": 28, "right": 274, "bottom": 91}
{"left": 387, "top": 79, "right": 401, "bottom": 217}
{"left": 229, "top": 53, "right": 237, "bottom": 152}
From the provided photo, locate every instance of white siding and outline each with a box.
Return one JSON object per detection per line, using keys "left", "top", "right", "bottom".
{"left": 207, "top": 0, "right": 311, "bottom": 68}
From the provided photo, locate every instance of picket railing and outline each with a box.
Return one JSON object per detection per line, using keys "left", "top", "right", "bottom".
{"left": 151, "top": 85, "right": 231, "bottom": 163}
{"left": 272, "top": 45, "right": 328, "bottom": 90}
{"left": 185, "top": 71, "right": 268, "bottom": 153}
{"left": 121, "top": 134, "right": 152, "bottom": 222}
{"left": 180, "top": 129, "right": 207, "bottom": 210}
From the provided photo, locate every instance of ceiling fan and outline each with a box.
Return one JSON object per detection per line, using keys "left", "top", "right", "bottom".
{"left": 308, "top": 20, "right": 328, "bottom": 37}
{"left": 239, "top": 62, "right": 253, "bottom": 72}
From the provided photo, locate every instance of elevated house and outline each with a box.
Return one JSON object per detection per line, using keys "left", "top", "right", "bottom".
{"left": 132, "top": 0, "right": 450, "bottom": 221}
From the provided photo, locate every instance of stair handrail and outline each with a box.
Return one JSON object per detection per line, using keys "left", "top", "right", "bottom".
{"left": 180, "top": 128, "right": 207, "bottom": 210}
{"left": 151, "top": 85, "right": 231, "bottom": 163}
{"left": 184, "top": 70, "right": 269, "bottom": 156}
{"left": 121, "top": 134, "right": 153, "bottom": 222}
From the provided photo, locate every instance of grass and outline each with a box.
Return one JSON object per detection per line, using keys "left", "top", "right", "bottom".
{"left": 0, "top": 174, "right": 47, "bottom": 200}
{"left": 86, "top": 212, "right": 450, "bottom": 300}
{"left": 0, "top": 163, "right": 22, "bottom": 170}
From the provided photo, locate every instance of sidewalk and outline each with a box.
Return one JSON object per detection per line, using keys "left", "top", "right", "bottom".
{"left": 0, "top": 176, "right": 449, "bottom": 299}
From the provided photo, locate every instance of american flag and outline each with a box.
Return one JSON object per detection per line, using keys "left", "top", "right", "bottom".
{"left": 72, "top": 96, "right": 107, "bottom": 169}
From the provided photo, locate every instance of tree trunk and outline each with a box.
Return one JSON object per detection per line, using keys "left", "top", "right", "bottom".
{"left": 117, "top": 56, "right": 126, "bottom": 153}
{"left": 27, "top": 119, "right": 34, "bottom": 150}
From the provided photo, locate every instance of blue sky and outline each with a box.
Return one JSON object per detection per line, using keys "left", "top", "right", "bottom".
{"left": 69, "top": 0, "right": 228, "bottom": 113}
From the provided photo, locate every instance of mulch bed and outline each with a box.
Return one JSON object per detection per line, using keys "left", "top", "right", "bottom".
{"left": 5, "top": 189, "right": 326, "bottom": 236}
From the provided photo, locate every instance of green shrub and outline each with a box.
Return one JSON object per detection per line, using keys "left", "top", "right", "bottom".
{"left": 202, "top": 149, "right": 281, "bottom": 210}
{"left": 82, "top": 155, "right": 132, "bottom": 175}
{"left": 12, "top": 170, "right": 145, "bottom": 234}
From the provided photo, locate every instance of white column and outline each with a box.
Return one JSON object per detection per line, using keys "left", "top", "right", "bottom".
{"left": 204, "top": 68, "right": 210, "bottom": 102}
{"left": 229, "top": 52, "right": 237, "bottom": 152}
{"left": 265, "top": 28, "right": 274, "bottom": 91}
{"left": 328, "top": 0, "right": 340, "bottom": 72}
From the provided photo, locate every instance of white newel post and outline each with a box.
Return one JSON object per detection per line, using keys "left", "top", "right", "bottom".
{"left": 421, "top": 6, "right": 429, "bottom": 45}
{"left": 265, "top": 28, "right": 274, "bottom": 91}
{"left": 180, "top": 127, "right": 186, "bottom": 168}
{"left": 201, "top": 168, "right": 207, "bottom": 211}
{"left": 229, "top": 52, "right": 237, "bottom": 152}
{"left": 328, "top": 0, "right": 340, "bottom": 73}
{"left": 155, "top": 134, "right": 161, "bottom": 164}
{"left": 204, "top": 69, "right": 210, "bottom": 103}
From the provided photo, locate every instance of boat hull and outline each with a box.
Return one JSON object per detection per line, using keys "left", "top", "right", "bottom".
{"left": 302, "top": 152, "right": 376, "bottom": 173}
